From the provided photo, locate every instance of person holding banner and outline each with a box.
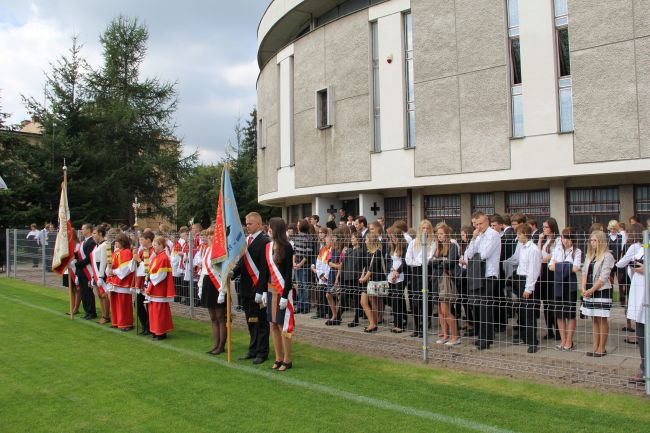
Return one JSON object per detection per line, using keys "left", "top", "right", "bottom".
{"left": 232, "top": 212, "right": 270, "bottom": 364}
{"left": 145, "top": 236, "right": 176, "bottom": 340}
{"left": 106, "top": 233, "right": 135, "bottom": 331}
{"left": 76, "top": 223, "right": 98, "bottom": 320}
{"left": 266, "top": 217, "right": 295, "bottom": 371}
{"left": 198, "top": 228, "right": 227, "bottom": 355}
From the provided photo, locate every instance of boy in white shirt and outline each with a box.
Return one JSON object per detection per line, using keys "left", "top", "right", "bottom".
{"left": 513, "top": 224, "right": 542, "bottom": 353}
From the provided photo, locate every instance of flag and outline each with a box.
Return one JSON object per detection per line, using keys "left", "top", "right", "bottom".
{"left": 51, "top": 175, "right": 74, "bottom": 275}
{"left": 210, "top": 166, "right": 246, "bottom": 286}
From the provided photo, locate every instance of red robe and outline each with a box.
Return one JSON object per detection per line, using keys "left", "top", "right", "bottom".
{"left": 146, "top": 250, "right": 175, "bottom": 335}
{"left": 108, "top": 248, "right": 134, "bottom": 329}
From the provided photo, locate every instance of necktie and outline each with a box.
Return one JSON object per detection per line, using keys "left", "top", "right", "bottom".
{"left": 247, "top": 235, "right": 253, "bottom": 246}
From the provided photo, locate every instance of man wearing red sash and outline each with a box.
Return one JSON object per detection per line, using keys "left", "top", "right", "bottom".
{"left": 145, "top": 236, "right": 176, "bottom": 340}
{"left": 106, "top": 233, "right": 135, "bottom": 330}
{"left": 232, "top": 212, "right": 270, "bottom": 364}
{"left": 75, "top": 223, "right": 97, "bottom": 320}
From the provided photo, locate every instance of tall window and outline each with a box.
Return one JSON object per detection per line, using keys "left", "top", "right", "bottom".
{"left": 634, "top": 185, "right": 650, "bottom": 223}
{"left": 505, "top": 190, "right": 550, "bottom": 222}
{"left": 567, "top": 187, "right": 620, "bottom": 234}
{"left": 424, "top": 194, "right": 461, "bottom": 232}
{"left": 371, "top": 21, "right": 381, "bottom": 152}
{"left": 316, "top": 87, "right": 331, "bottom": 129}
{"left": 404, "top": 12, "right": 416, "bottom": 148}
{"left": 508, "top": 0, "right": 523, "bottom": 137}
{"left": 554, "top": 0, "right": 573, "bottom": 132}
{"left": 258, "top": 117, "right": 265, "bottom": 149}
{"left": 384, "top": 197, "right": 408, "bottom": 228}
{"left": 471, "top": 193, "right": 495, "bottom": 217}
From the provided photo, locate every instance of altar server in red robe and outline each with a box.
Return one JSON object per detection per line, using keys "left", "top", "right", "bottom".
{"left": 106, "top": 233, "right": 135, "bottom": 331}
{"left": 146, "top": 236, "right": 176, "bottom": 340}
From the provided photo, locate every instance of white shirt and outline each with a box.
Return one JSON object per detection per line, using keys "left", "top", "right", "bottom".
{"left": 248, "top": 230, "right": 262, "bottom": 244}
{"left": 26, "top": 229, "right": 41, "bottom": 245}
{"left": 464, "top": 227, "right": 501, "bottom": 278}
{"left": 389, "top": 254, "right": 405, "bottom": 283}
{"left": 405, "top": 238, "right": 436, "bottom": 266}
{"left": 516, "top": 240, "right": 542, "bottom": 294}
{"left": 549, "top": 245, "right": 582, "bottom": 269}
{"left": 540, "top": 238, "right": 556, "bottom": 261}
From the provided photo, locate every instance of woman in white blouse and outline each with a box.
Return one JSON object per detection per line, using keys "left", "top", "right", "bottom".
{"left": 615, "top": 223, "right": 646, "bottom": 383}
{"left": 405, "top": 219, "right": 436, "bottom": 338}
{"left": 548, "top": 227, "right": 582, "bottom": 351}
{"left": 538, "top": 218, "right": 560, "bottom": 341}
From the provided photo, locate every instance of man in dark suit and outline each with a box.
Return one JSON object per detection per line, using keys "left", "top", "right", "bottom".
{"left": 76, "top": 223, "right": 97, "bottom": 320}
{"left": 232, "top": 212, "right": 270, "bottom": 364}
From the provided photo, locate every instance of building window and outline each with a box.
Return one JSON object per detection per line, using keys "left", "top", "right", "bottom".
{"left": 567, "top": 187, "right": 620, "bottom": 234}
{"left": 554, "top": 0, "right": 573, "bottom": 132}
{"left": 384, "top": 197, "right": 407, "bottom": 228}
{"left": 258, "top": 117, "right": 265, "bottom": 149}
{"left": 508, "top": 0, "right": 523, "bottom": 138}
{"left": 371, "top": 21, "right": 381, "bottom": 152}
{"left": 424, "top": 194, "right": 461, "bottom": 232}
{"left": 634, "top": 185, "right": 650, "bottom": 223}
{"left": 404, "top": 11, "right": 416, "bottom": 149}
{"left": 316, "top": 87, "right": 331, "bottom": 129}
{"left": 505, "top": 190, "right": 550, "bottom": 221}
{"left": 301, "top": 203, "right": 312, "bottom": 220}
{"left": 471, "top": 193, "right": 495, "bottom": 217}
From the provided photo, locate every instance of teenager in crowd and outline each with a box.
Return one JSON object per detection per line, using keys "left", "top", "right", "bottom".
{"left": 580, "top": 230, "right": 615, "bottom": 357}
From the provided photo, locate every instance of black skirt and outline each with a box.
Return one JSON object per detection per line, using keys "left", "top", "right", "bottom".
{"left": 200, "top": 275, "right": 224, "bottom": 309}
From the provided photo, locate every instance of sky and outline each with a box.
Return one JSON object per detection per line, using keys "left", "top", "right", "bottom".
{"left": 0, "top": 0, "right": 270, "bottom": 163}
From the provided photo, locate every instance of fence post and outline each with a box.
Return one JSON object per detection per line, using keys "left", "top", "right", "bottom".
{"left": 422, "top": 231, "right": 428, "bottom": 363}
{"left": 5, "top": 228, "right": 9, "bottom": 278}
{"left": 643, "top": 230, "right": 649, "bottom": 395}
{"left": 188, "top": 231, "right": 195, "bottom": 319}
{"left": 13, "top": 229, "right": 17, "bottom": 278}
{"left": 41, "top": 234, "right": 46, "bottom": 286}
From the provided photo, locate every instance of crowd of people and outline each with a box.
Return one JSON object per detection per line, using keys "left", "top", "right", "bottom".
{"left": 49, "top": 211, "right": 648, "bottom": 382}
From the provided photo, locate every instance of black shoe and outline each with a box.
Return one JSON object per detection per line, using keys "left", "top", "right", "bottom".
{"left": 527, "top": 346, "right": 539, "bottom": 353}
{"left": 139, "top": 329, "right": 151, "bottom": 336}
{"left": 347, "top": 321, "right": 359, "bottom": 328}
{"left": 120, "top": 327, "right": 133, "bottom": 332}
{"left": 238, "top": 354, "right": 255, "bottom": 361}
{"left": 410, "top": 331, "right": 423, "bottom": 338}
{"left": 310, "top": 315, "right": 321, "bottom": 320}
{"left": 477, "top": 342, "right": 492, "bottom": 350}
{"left": 464, "top": 328, "right": 478, "bottom": 337}
{"left": 253, "top": 357, "right": 267, "bottom": 365}
{"left": 156, "top": 333, "right": 167, "bottom": 341}
{"left": 82, "top": 314, "right": 90, "bottom": 320}
{"left": 543, "top": 332, "right": 555, "bottom": 340}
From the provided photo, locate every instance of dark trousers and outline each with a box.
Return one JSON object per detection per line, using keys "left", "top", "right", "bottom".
{"left": 637, "top": 324, "right": 646, "bottom": 374}
{"left": 79, "top": 275, "right": 96, "bottom": 316}
{"left": 342, "top": 281, "right": 360, "bottom": 322}
{"left": 389, "top": 281, "right": 407, "bottom": 329}
{"left": 478, "top": 277, "right": 498, "bottom": 344}
{"left": 242, "top": 295, "right": 269, "bottom": 359}
{"left": 137, "top": 292, "right": 149, "bottom": 331}
{"left": 409, "top": 267, "right": 431, "bottom": 333}
{"left": 316, "top": 284, "right": 328, "bottom": 317}
{"left": 540, "top": 266, "right": 557, "bottom": 335}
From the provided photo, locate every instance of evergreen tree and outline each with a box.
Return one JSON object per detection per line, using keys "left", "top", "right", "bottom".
{"left": 176, "top": 164, "right": 222, "bottom": 228}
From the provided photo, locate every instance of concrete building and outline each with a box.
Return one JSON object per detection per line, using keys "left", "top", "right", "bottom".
{"left": 256, "top": 0, "right": 650, "bottom": 232}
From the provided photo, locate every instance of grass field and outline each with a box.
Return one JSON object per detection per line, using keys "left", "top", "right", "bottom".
{"left": 1, "top": 279, "right": 649, "bottom": 433}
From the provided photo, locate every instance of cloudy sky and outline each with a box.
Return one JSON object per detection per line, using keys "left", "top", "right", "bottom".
{"left": 0, "top": 0, "right": 270, "bottom": 163}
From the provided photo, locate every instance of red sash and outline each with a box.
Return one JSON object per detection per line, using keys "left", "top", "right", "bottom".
{"left": 243, "top": 248, "right": 260, "bottom": 287}
{"left": 203, "top": 249, "right": 221, "bottom": 289}
{"left": 266, "top": 242, "right": 285, "bottom": 294}
{"left": 77, "top": 239, "right": 93, "bottom": 280}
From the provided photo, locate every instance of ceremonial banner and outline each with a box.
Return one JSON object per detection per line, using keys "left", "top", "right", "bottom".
{"left": 52, "top": 175, "right": 74, "bottom": 275}
{"left": 210, "top": 166, "right": 246, "bottom": 286}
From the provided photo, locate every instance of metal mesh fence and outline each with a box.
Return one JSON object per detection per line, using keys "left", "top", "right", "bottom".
{"left": 4, "top": 227, "right": 649, "bottom": 392}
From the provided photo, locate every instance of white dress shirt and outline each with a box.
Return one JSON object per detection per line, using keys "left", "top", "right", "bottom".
{"left": 405, "top": 238, "right": 436, "bottom": 267}
{"left": 464, "top": 227, "right": 501, "bottom": 278}
{"left": 516, "top": 240, "right": 542, "bottom": 294}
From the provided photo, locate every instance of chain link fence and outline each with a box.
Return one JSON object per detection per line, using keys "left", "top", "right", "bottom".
{"left": 4, "top": 227, "right": 649, "bottom": 393}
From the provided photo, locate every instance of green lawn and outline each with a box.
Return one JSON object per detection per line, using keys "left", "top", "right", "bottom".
{"left": 0, "top": 278, "right": 649, "bottom": 433}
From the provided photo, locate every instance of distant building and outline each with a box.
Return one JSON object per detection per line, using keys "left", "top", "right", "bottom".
{"left": 256, "top": 0, "right": 650, "bottom": 231}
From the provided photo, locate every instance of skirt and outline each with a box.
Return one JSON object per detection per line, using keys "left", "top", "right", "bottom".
{"left": 148, "top": 301, "right": 173, "bottom": 335}
{"left": 200, "top": 276, "right": 223, "bottom": 309}
{"left": 580, "top": 294, "right": 612, "bottom": 318}
{"left": 554, "top": 291, "right": 577, "bottom": 319}
{"left": 438, "top": 274, "right": 458, "bottom": 303}
{"left": 266, "top": 286, "right": 295, "bottom": 337}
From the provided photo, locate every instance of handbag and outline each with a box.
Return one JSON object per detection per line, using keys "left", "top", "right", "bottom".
{"left": 367, "top": 251, "right": 389, "bottom": 296}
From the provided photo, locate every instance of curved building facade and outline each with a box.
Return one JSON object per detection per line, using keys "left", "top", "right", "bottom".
{"left": 256, "top": 0, "right": 650, "bottom": 230}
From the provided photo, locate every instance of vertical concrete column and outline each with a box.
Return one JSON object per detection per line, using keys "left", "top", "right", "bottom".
{"left": 494, "top": 191, "right": 505, "bottom": 215}
{"left": 359, "top": 193, "right": 385, "bottom": 222}
{"left": 549, "top": 180, "right": 567, "bottom": 228}
{"left": 619, "top": 184, "right": 635, "bottom": 222}
{"left": 460, "top": 193, "right": 472, "bottom": 227}
{"left": 411, "top": 189, "right": 423, "bottom": 226}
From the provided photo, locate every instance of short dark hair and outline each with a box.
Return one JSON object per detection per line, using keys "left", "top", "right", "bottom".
{"left": 526, "top": 217, "right": 538, "bottom": 228}
{"left": 511, "top": 213, "right": 526, "bottom": 224}
{"left": 310, "top": 215, "right": 320, "bottom": 223}
{"left": 471, "top": 211, "right": 486, "bottom": 220}
{"left": 115, "top": 233, "right": 131, "bottom": 250}
{"left": 142, "top": 231, "right": 155, "bottom": 242}
{"left": 356, "top": 216, "right": 367, "bottom": 227}
{"left": 516, "top": 223, "right": 532, "bottom": 237}
{"left": 490, "top": 214, "right": 504, "bottom": 225}
{"left": 95, "top": 226, "right": 107, "bottom": 237}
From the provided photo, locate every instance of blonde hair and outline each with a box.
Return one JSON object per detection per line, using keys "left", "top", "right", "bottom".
{"left": 366, "top": 233, "right": 381, "bottom": 254}
{"left": 607, "top": 219, "right": 620, "bottom": 231}
{"left": 585, "top": 230, "right": 608, "bottom": 263}
{"left": 153, "top": 235, "right": 167, "bottom": 249}
{"left": 413, "top": 219, "right": 434, "bottom": 253}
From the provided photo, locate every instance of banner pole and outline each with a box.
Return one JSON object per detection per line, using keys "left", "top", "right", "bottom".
{"left": 226, "top": 276, "right": 232, "bottom": 365}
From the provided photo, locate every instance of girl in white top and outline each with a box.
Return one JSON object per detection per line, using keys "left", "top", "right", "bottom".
{"left": 548, "top": 227, "right": 582, "bottom": 351}
{"left": 405, "top": 219, "right": 436, "bottom": 338}
{"left": 615, "top": 223, "right": 647, "bottom": 383}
